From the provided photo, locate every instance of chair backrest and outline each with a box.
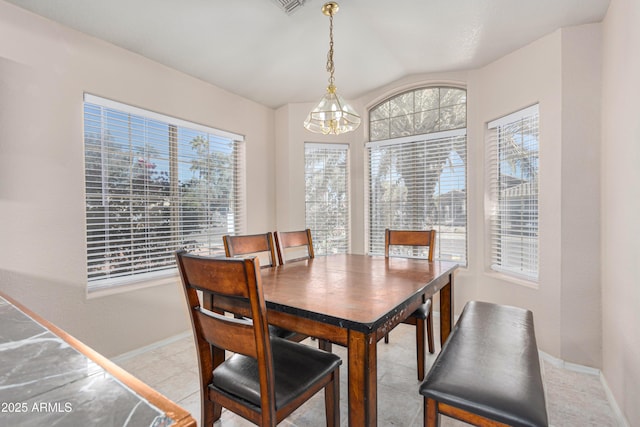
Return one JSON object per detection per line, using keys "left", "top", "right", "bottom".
{"left": 223, "top": 232, "right": 278, "bottom": 268}
{"left": 174, "top": 251, "right": 277, "bottom": 421}
{"left": 274, "top": 229, "right": 315, "bottom": 265}
{"left": 385, "top": 229, "right": 436, "bottom": 261}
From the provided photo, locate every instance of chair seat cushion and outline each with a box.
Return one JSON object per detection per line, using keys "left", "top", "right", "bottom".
{"left": 409, "top": 298, "right": 432, "bottom": 320}
{"left": 211, "top": 337, "right": 341, "bottom": 409}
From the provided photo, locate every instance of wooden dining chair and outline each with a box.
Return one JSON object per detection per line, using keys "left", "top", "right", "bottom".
{"left": 274, "top": 229, "right": 315, "bottom": 265}
{"left": 223, "top": 232, "right": 303, "bottom": 341}
{"left": 223, "top": 232, "right": 278, "bottom": 268}
{"left": 384, "top": 229, "right": 436, "bottom": 381}
{"left": 175, "top": 251, "right": 341, "bottom": 427}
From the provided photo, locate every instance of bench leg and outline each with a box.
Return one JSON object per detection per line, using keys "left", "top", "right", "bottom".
{"left": 424, "top": 397, "right": 439, "bottom": 427}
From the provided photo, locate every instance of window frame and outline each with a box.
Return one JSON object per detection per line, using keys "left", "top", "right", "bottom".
{"left": 366, "top": 86, "right": 468, "bottom": 265}
{"left": 304, "top": 142, "right": 351, "bottom": 255}
{"left": 486, "top": 104, "right": 540, "bottom": 283}
{"left": 83, "top": 94, "right": 245, "bottom": 293}
{"left": 369, "top": 86, "right": 467, "bottom": 141}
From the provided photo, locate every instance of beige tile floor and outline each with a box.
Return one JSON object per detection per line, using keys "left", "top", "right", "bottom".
{"left": 116, "top": 322, "right": 619, "bottom": 426}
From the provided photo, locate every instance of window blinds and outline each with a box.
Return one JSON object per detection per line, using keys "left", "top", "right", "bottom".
{"left": 366, "top": 129, "right": 467, "bottom": 264}
{"left": 304, "top": 143, "right": 350, "bottom": 255}
{"left": 487, "top": 104, "right": 539, "bottom": 281}
{"left": 83, "top": 94, "right": 245, "bottom": 291}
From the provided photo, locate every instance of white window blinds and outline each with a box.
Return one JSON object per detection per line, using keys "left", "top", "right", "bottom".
{"left": 487, "top": 104, "right": 539, "bottom": 281}
{"left": 367, "top": 129, "right": 467, "bottom": 263}
{"left": 83, "top": 94, "right": 245, "bottom": 291}
{"left": 305, "top": 143, "right": 350, "bottom": 255}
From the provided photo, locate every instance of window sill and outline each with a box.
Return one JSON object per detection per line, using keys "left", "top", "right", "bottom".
{"left": 483, "top": 270, "right": 539, "bottom": 289}
{"left": 86, "top": 271, "right": 180, "bottom": 299}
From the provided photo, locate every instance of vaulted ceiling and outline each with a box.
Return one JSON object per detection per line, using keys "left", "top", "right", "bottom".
{"left": 6, "top": 0, "right": 610, "bottom": 108}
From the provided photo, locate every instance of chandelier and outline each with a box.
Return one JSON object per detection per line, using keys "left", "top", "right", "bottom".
{"left": 303, "top": 2, "right": 361, "bottom": 135}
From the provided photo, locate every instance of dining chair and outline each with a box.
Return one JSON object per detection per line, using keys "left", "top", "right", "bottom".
{"left": 223, "top": 232, "right": 278, "bottom": 268}
{"left": 274, "top": 229, "right": 315, "bottom": 265}
{"left": 384, "top": 228, "right": 436, "bottom": 381}
{"left": 175, "top": 251, "right": 341, "bottom": 427}
{"left": 223, "top": 232, "right": 304, "bottom": 341}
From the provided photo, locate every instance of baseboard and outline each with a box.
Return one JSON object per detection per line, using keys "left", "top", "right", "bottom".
{"left": 111, "top": 330, "right": 192, "bottom": 364}
{"left": 599, "top": 371, "right": 631, "bottom": 427}
{"left": 539, "top": 351, "right": 630, "bottom": 427}
{"left": 539, "top": 351, "right": 601, "bottom": 376}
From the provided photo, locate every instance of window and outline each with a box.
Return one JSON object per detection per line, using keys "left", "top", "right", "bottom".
{"left": 305, "top": 143, "right": 350, "bottom": 255}
{"left": 367, "top": 87, "right": 467, "bottom": 264}
{"left": 83, "top": 94, "right": 245, "bottom": 291}
{"left": 370, "top": 87, "right": 466, "bottom": 141}
{"left": 487, "top": 104, "right": 539, "bottom": 281}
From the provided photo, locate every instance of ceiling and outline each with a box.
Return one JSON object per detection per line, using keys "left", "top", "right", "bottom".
{"left": 6, "top": 0, "right": 610, "bottom": 108}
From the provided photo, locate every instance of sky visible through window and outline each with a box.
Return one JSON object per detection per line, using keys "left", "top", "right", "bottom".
{"left": 434, "top": 151, "right": 465, "bottom": 195}
{"left": 86, "top": 104, "right": 234, "bottom": 185}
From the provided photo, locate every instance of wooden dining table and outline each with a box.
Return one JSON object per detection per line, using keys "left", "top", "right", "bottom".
{"left": 253, "top": 254, "right": 458, "bottom": 426}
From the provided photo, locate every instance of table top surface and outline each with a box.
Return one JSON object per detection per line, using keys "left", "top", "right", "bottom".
{"left": 0, "top": 293, "right": 194, "bottom": 427}
{"left": 259, "top": 254, "right": 458, "bottom": 332}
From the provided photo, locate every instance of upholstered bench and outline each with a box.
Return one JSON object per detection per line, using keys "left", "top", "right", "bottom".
{"left": 419, "top": 301, "right": 548, "bottom": 427}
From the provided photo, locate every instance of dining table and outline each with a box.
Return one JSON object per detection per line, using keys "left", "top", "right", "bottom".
{"left": 0, "top": 291, "right": 196, "bottom": 427}
{"left": 214, "top": 253, "right": 458, "bottom": 426}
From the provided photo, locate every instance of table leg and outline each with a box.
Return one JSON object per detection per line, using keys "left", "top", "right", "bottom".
{"left": 439, "top": 272, "right": 454, "bottom": 344}
{"left": 348, "top": 330, "right": 377, "bottom": 426}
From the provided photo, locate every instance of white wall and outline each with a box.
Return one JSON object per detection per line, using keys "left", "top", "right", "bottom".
{"left": 601, "top": 0, "right": 640, "bottom": 424}
{"left": 560, "top": 24, "right": 602, "bottom": 368}
{"left": 0, "top": 1, "right": 276, "bottom": 357}
{"left": 471, "top": 25, "right": 603, "bottom": 367}
{"left": 470, "top": 30, "right": 565, "bottom": 358}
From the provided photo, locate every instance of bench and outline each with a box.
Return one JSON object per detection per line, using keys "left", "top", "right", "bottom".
{"left": 419, "top": 301, "right": 548, "bottom": 427}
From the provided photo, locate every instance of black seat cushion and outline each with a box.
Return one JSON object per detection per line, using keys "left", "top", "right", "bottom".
{"left": 409, "top": 298, "right": 431, "bottom": 320}
{"left": 419, "top": 301, "right": 548, "bottom": 427}
{"left": 211, "top": 337, "right": 341, "bottom": 410}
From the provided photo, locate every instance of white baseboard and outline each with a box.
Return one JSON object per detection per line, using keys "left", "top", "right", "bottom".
{"left": 111, "top": 330, "right": 192, "bottom": 364}
{"left": 599, "top": 371, "right": 631, "bottom": 427}
{"left": 539, "top": 351, "right": 630, "bottom": 427}
{"left": 539, "top": 351, "right": 601, "bottom": 376}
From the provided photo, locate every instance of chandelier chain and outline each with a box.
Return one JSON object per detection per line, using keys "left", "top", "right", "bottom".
{"left": 326, "top": 13, "right": 335, "bottom": 87}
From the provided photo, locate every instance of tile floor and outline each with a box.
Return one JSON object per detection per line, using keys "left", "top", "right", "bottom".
{"left": 116, "top": 322, "right": 619, "bottom": 426}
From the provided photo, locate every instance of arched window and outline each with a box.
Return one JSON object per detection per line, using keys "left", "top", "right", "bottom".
{"left": 366, "top": 87, "right": 467, "bottom": 264}
{"left": 369, "top": 87, "right": 466, "bottom": 141}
